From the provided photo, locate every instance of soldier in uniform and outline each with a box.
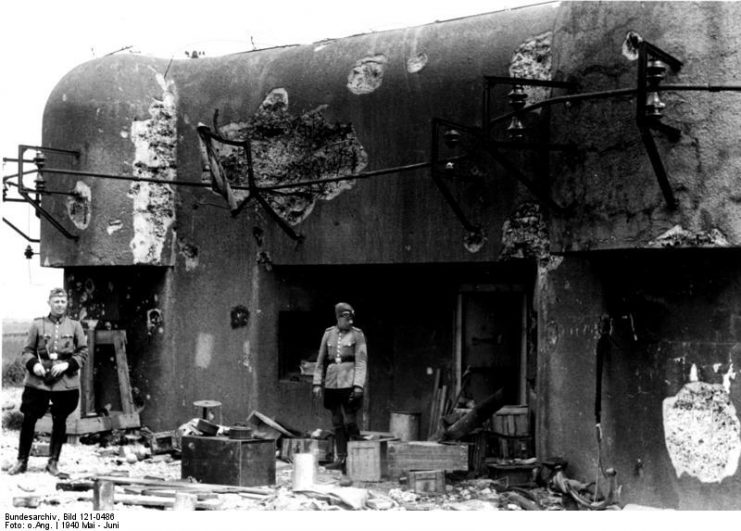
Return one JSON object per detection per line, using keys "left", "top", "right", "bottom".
{"left": 8, "top": 288, "right": 88, "bottom": 477}
{"left": 313, "top": 302, "right": 367, "bottom": 471}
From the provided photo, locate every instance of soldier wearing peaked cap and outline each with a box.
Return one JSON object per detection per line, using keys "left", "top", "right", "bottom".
{"left": 8, "top": 288, "right": 87, "bottom": 477}
{"left": 313, "top": 302, "right": 368, "bottom": 472}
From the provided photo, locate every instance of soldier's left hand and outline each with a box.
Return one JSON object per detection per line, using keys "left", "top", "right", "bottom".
{"left": 50, "top": 362, "right": 69, "bottom": 377}
{"left": 350, "top": 386, "right": 363, "bottom": 401}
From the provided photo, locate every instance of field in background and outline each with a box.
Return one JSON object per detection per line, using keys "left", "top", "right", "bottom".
{"left": 2, "top": 319, "right": 30, "bottom": 386}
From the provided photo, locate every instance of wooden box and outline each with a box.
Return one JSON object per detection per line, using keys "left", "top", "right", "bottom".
{"left": 181, "top": 435, "right": 275, "bottom": 487}
{"left": 281, "top": 438, "right": 333, "bottom": 464}
{"left": 149, "top": 431, "right": 176, "bottom": 455}
{"left": 408, "top": 470, "right": 445, "bottom": 494}
{"left": 347, "top": 440, "right": 390, "bottom": 481}
{"left": 492, "top": 434, "right": 533, "bottom": 460}
{"left": 492, "top": 405, "right": 529, "bottom": 436}
{"left": 487, "top": 462, "right": 538, "bottom": 487}
{"left": 387, "top": 441, "right": 469, "bottom": 479}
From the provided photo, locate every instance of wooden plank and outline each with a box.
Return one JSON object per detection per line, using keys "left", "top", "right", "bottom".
{"left": 112, "top": 331, "right": 135, "bottom": 415}
{"left": 93, "top": 480, "right": 114, "bottom": 511}
{"left": 387, "top": 441, "right": 470, "bottom": 479}
{"left": 81, "top": 329, "right": 96, "bottom": 416}
{"left": 94, "top": 330, "right": 119, "bottom": 344}
{"left": 427, "top": 369, "right": 441, "bottom": 439}
{"left": 79, "top": 492, "right": 223, "bottom": 510}
{"left": 173, "top": 492, "right": 197, "bottom": 510}
{"left": 94, "top": 475, "right": 273, "bottom": 495}
{"left": 109, "top": 412, "right": 140, "bottom": 430}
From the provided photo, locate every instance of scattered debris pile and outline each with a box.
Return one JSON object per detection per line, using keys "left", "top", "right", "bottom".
{"left": 648, "top": 224, "right": 730, "bottom": 248}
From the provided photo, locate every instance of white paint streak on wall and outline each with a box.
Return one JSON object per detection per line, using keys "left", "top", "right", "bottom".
{"left": 663, "top": 381, "right": 741, "bottom": 482}
{"left": 723, "top": 363, "right": 736, "bottom": 393}
{"left": 195, "top": 333, "right": 214, "bottom": 369}
{"left": 242, "top": 340, "right": 253, "bottom": 372}
{"left": 128, "top": 71, "right": 177, "bottom": 264}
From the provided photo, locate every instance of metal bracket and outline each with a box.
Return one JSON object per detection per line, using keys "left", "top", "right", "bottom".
{"left": 636, "top": 41, "right": 683, "bottom": 210}
{"left": 430, "top": 77, "right": 576, "bottom": 231}
{"left": 197, "top": 125, "right": 304, "bottom": 242}
{"left": 2, "top": 145, "right": 80, "bottom": 241}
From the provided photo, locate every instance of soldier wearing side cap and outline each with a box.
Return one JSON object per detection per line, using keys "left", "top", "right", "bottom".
{"left": 313, "top": 302, "right": 367, "bottom": 472}
{"left": 7, "top": 288, "right": 87, "bottom": 477}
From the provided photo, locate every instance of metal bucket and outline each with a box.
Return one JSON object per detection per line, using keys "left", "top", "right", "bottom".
{"left": 389, "top": 411, "right": 420, "bottom": 441}
{"left": 292, "top": 453, "right": 316, "bottom": 491}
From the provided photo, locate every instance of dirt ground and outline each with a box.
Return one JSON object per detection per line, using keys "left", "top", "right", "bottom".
{"left": 0, "top": 385, "right": 567, "bottom": 512}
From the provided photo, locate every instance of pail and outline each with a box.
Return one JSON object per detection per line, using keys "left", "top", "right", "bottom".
{"left": 389, "top": 411, "right": 420, "bottom": 441}
{"left": 292, "top": 453, "right": 316, "bottom": 491}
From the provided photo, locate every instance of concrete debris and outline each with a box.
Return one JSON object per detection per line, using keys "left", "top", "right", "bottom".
{"left": 509, "top": 32, "right": 552, "bottom": 105}
{"left": 213, "top": 99, "right": 368, "bottom": 226}
{"left": 499, "top": 202, "right": 550, "bottom": 261}
{"left": 648, "top": 225, "right": 730, "bottom": 248}
{"left": 347, "top": 55, "right": 388, "bottom": 94}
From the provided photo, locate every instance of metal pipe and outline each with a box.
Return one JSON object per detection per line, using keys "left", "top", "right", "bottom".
{"left": 488, "top": 84, "right": 741, "bottom": 128}
{"left": 34, "top": 160, "right": 438, "bottom": 192}
{"left": 2, "top": 217, "right": 40, "bottom": 243}
{"left": 3, "top": 169, "right": 37, "bottom": 182}
{"left": 17, "top": 190, "right": 78, "bottom": 240}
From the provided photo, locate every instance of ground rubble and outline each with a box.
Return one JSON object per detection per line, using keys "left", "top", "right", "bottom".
{"left": 0, "top": 426, "right": 616, "bottom": 512}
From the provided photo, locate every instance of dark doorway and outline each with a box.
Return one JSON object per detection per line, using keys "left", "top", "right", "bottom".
{"left": 458, "top": 288, "right": 526, "bottom": 406}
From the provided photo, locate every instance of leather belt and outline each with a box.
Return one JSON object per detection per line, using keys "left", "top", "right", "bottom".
{"left": 327, "top": 355, "right": 355, "bottom": 364}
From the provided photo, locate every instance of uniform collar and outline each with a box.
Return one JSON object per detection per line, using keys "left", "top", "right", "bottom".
{"left": 47, "top": 313, "right": 66, "bottom": 324}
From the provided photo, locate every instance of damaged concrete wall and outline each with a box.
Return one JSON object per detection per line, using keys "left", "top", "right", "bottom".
{"left": 549, "top": 1, "right": 741, "bottom": 251}
{"left": 540, "top": 251, "right": 741, "bottom": 509}
{"left": 41, "top": 58, "right": 177, "bottom": 266}
{"left": 63, "top": 267, "right": 175, "bottom": 427}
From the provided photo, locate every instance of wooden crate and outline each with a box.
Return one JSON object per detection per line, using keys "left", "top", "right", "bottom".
{"left": 281, "top": 438, "right": 333, "bottom": 464}
{"left": 387, "top": 441, "right": 469, "bottom": 479}
{"left": 492, "top": 405, "right": 529, "bottom": 436}
{"left": 408, "top": 470, "right": 445, "bottom": 494}
{"left": 492, "top": 434, "right": 533, "bottom": 460}
{"left": 181, "top": 435, "right": 275, "bottom": 487}
{"left": 149, "top": 431, "right": 176, "bottom": 455}
{"left": 486, "top": 462, "right": 538, "bottom": 487}
{"left": 347, "top": 440, "right": 391, "bottom": 481}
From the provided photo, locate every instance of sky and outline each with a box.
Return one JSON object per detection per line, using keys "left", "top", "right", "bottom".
{"left": 0, "top": 0, "right": 543, "bottom": 322}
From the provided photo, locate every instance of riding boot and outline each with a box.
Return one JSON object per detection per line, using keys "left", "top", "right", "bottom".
{"left": 346, "top": 422, "right": 361, "bottom": 441}
{"left": 10, "top": 414, "right": 37, "bottom": 475}
{"left": 326, "top": 426, "right": 347, "bottom": 470}
{"left": 8, "top": 459, "right": 28, "bottom": 475}
{"left": 47, "top": 417, "right": 66, "bottom": 477}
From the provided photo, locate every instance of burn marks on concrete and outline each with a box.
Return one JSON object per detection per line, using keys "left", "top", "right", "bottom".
{"left": 347, "top": 55, "right": 388, "bottom": 94}
{"left": 230, "top": 305, "right": 250, "bottom": 329}
{"left": 66, "top": 181, "right": 92, "bottom": 230}
{"left": 128, "top": 72, "right": 177, "bottom": 264}
{"left": 209, "top": 91, "right": 367, "bottom": 225}
{"left": 663, "top": 381, "right": 741, "bottom": 483}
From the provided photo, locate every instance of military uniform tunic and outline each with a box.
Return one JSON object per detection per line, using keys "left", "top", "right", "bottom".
{"left": 313, "top": 325, "right": 367, "bottom": 390}
{"left": 21, "top": 315, "right": 88, "bottom": 391}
